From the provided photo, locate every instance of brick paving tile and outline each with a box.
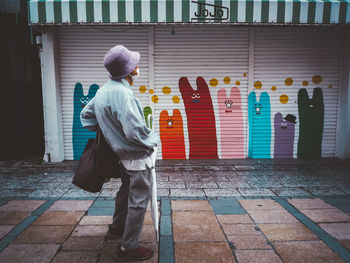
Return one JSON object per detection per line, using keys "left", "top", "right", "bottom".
{"left": 32, "top": 211, "right": 84, "bottom": 225}
{"left": 173, "top": 224, "right": 226, "bottom": 242}
{"left": 288, "top": 198, "right": 335, "bottom": 210}
{"left": 258, "top": 223, "right": 318, "bottom": 242}
{"left": 0, "top": 211, "right": 31, "bottom": 225}
{"left": 51, "top": 251, "right": 98, "bottom": 263}
{"left": 170, "top": 189, "right": 205, "bottom": 197}
{"left": 175, "top": 242, "right": 236, "bottom": 263}
{"left": 234, "top": 249, "right": 282, "bottom": 263}
{"left": 157, "top": 181, "right": 186, "bottom": 189}
{"left": 14, "top": 225, "right": 74, "bottom": 244}
{"left": 186, "top": 181, "right": 218, "bottom": 188}
{"left": 171, "top": 200, "right": 211, "bottom": 211}
{"left": 339, "top": 240, "right": 350, "bottom": 251}
{"left": 239, "top": 199, "right": 283, "bottom": 210}
{"left": 98, "top": 242, "right": 158, "bottom": 263}
{"left": 319, "top": 223, "right": 350, "bottom": 239}
{"left": 228, "top": 235, "right": 272, "bottom": 249}
{"left": 238, "top": 188, "right": 276, "bottom": 196}
{"left": 0, "top": 225, "right": 15, "bottom": 239}
{"left": 62, "top": 236, "right": 104, "bottom": 251}
{"left": 198, "top": 174, "right": 229, "bottom": 182}
{"left": 247, "top": 209, "right": 299, "bottom": 224}
{"left": 173, "top": 211, "right": 218, "bottom": 225}
{"left": 139, "top": 224, "right": 156, "bottom": 242}
{"left": 300, "top": 209, "right": 350, "bottom": 223}
{"left": 72, "top": 225, "right": 108, "bottom": 237}
{"left": 48, "top": 200, "right": 93, "bottom": 211}
{"left": 0, "top": 244, "right": 60, "bottom": 263}
{"left": 204, "top": 189, "right": 241, "bottom": 197}
{"left": 273, "top": 240, "right": 345, "bottom": 263}
{"left": 157, "top": 188, "right": 170, "bottom": 196}
{"left": 221, "top": 224, "right": 261, "bottom": 236}
{"left": 0, "top": 200, "right": 45, "bottom": 212}
{"left": 217, "top": 181, "right": 251, "bottom": 188}
{"left": 270, "top": 187, "right": 312, "bottom": 196}
{"left": 169, "top": 174, "right": 199, "bottom": 182}
{"left": 79, "top": 216, "right": 113, "bottom": 225}
{"left": 217, "top": 214, "right": 254, "bottom": 224}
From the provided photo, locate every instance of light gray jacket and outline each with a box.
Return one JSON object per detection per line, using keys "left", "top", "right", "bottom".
{"left": 80, "top": 78, "right": 159, "bottom": 160}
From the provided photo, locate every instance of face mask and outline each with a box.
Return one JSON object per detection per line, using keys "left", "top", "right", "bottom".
{"left": 130, "top": 68, "right": 140, "bottom": 81}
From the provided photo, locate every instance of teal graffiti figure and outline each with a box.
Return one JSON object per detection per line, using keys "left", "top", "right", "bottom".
{"left": 73, "top": 83, "right": 99, "bottom": 160}
{"left": 143, "top": 106, "right": 152, "bottom": 129}
{"left": 297, "top": 88, "right": 324, "bottom": 158}
{"left": 248, "top": 91, "right": 271, "bottom": 158}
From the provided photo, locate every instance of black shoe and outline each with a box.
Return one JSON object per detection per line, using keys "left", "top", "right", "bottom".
{"left": 115, "top": 246, "right": 153, "bottom": 262}
{"left": 106, "top": 224, "right": 123, "bottom": 240}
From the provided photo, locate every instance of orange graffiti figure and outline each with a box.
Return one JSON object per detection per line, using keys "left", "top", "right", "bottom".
{"left": 159, "top": 109, "right": 186, "bottom": 159}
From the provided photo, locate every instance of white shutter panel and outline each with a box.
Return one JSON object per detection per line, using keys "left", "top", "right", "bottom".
{"left": 253, "top": 27, "right": 340, "bottom": 158}
{"left": 153, "top": 25, "right": 249, "bottom": 159}
{"left": 58, "top": 26, "right": 149, "bottom": 160}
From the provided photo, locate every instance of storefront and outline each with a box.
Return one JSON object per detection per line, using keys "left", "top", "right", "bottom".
{"left": 28, "top": 0, "right": 350, "bottom": 161}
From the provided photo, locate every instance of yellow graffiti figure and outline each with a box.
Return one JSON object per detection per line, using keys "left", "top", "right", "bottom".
{"left": 149, "top": 89, "right": 154, "bottom": 94}
{"left": 152, "top": 95, "right": 159, "bottom": 103}
{"left": 162, "top": 86, "right": 171, "bottom": 94}
{"left": 254, "top": 81, "right": 262, "bottom": 89}
{"left": 312, "top": 75, "right": 322, "bottom": 84}
{"left": 302, "top": 81, "right": 309, "bottom": 86}
{"left": 223, "top": 77, "right": 231, "bottom": 84}
{"left": 172, "top": 96, "right": 180, "bottom": 103}
{"left": 210, "top": 78, "right": 218, "bottom": 87}
{"left": 235, "top": 81, "right": 241, "bottom": 86}
{"left": 271, "top": 86, "right": 277, "bottom": 91}
{"left": 285, "top": 78, "right": 293, "bottom": 86}
{"left": 280, "top": 94, "right": 289, "bottom": 104}
{"left": 139, "top": 86, "right": 147, "bottom": 93}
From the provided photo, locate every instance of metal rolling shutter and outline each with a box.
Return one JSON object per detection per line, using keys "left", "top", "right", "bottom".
{"left": 153, "top": 25, "right": 249, "bottom": 159}
{"left": 253, "top": 27, "right": 340, "bottom": 158}
{"left": 58, "top": 26, "right": 150, "bottom": 160}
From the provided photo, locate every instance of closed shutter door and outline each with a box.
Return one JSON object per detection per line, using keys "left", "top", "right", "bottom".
{"left": 153, "top": 25, "right": 249, "bottom": 159}
{"left": 252, "top": 27, "right": 340, "bottom": 158}
{"left": 58, "top": 26, "right": 150, "bottom": 160}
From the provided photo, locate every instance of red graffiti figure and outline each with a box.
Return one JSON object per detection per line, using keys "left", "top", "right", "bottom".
{"left": 179, "top": 77, "right": 218, "bottom": 159}
{"left": 159, "top": 109, "right": 186, "bottom": 159}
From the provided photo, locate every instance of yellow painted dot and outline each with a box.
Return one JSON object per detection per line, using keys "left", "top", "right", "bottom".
{"left": 285, "top": 78, "right": 293, "bottom": 86}
{"left": 302, "top": 81, "right": 309, "bottom": 86}
{"left": 139, "top": 86, "right": 147, "bottom": 93}
{"left": 172, "top": 96, "right": 180, "bottom": 103}
{"left": 280, "top": 94, "right": 289, "bottom": 104}
{"left": 243, "top": 73, "right": 247, "bottom": 77}
{"left": 151, "top": 95, "right": 159, "bottom": 103}
{"left": 223, "top": 77, "right": 231, "bottom": 84}
{"left": 209, "top": 78, "right": 218, "bottom": 87}
{"left": 329, "top": 85, "right": 333, "bottom": 88}
{"left": 149, "top": 89, "right": 154, "bottom": 94}
{"left": 312, "top": 75, "right": 322, "bottom": 84}
{"left": 162, "top": 86, "right": 171, "bottom": 94}
{"left": 271, "top": 86, "right": 277, "bottom": 91}
{"left": 235, "top": 81, "right": 241, "bottom": 86}
{"left": 254, "top": 81, "right": 262, "bottom": 89}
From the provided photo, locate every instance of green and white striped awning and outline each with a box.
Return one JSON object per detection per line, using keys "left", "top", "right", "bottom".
{"left": 28, "top": 0, "right": 350, "bottom": 25}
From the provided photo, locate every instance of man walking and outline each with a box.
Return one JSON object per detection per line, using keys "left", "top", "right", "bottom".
{"left": 80, "top": 45, "right": 159, "bottom": 261}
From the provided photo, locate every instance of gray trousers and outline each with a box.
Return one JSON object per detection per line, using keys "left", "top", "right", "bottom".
{"left": 112, "top": 166, "right": 152, "bottom": 249}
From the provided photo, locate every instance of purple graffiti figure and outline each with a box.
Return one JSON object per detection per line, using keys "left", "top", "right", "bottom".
{"left": 274, "top": 113, "right": 296, "bottom": 158}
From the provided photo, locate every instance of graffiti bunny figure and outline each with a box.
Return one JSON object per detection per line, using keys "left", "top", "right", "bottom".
{"left": 217, "top": 87, "right": 244, "bottom": 158}
{"left": 179, "top": 76, "right": 218, "bottom": 159}
{"left": 72, "top": 82, "right": 99, "bottom": 160}
{"left": 274, "top": 113, "right": 296, "bottom": 158}
{"left": 159, "top": 109, "right": 186, "bottom": 159}
{"left": 248, "top": 91, "right": 271, "bottom": 158}
{"left": 297, "top": 88, "right": 324, "bottom": 158}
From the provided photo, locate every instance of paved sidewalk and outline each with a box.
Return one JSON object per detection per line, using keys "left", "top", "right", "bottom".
{"left": 0, "top": 159, "right": 349, "bottom": 262}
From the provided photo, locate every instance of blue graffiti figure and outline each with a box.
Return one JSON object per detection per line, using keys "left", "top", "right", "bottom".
{"left": 73, "top": 83, "right": 99, "bottom": 160}
{"left": 248, "top": 91, "right": 271, "bottom": 158}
